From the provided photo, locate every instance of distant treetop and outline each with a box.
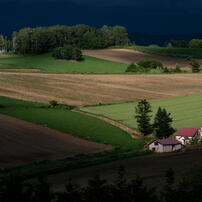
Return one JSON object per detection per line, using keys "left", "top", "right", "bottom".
{"left": 13, "top": 24, "right": 130, "bottom": 55}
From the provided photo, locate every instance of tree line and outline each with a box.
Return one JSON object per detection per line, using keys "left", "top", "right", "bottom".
{"left": 0, "top": 25, "right": 129, "bottom": 55}
{"left": 1, "top": 165, "right": 202, "bottom": 202}
{"left": 168, "top": 39, "right": 202, "bottom": 48}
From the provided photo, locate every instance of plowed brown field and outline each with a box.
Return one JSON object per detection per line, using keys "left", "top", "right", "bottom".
{"left": 0, "top": 114, "right": 111, "bottom": 168}
{"left": 1, "top": 72, "right": 202, "bottom": 106}
{"left": 84, "top": 49, "right": 202, "bottom": 69}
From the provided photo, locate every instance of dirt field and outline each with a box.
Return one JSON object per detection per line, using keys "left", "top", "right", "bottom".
{"left": 48, "top": 149, "right": 202, "bottom": 191}
{"left": 84, "top": 49, "right": 202, "bottom": 69}
{"left": 1, "top": 72, "right": 202, "bottom": 106}
{"left": 0, "top": 114, "right": 111, "bottom": 168}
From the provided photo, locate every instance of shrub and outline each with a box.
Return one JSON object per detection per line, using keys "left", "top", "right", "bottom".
{"left": 52, "top": 45, "right": 83, "bottom": 61}
{"left": 125, "top": 63, "right": 139, "bottom": 72}
{"left": 173, "top": 64, "right": 182, "bottom": 73}
{"left": 137, "top": 58, "right": 163, "bottom": 69}
{"left": 189, "top": 60, "right": 201, "bottom": 73}
{"left": 163, "top": 67, "right": 170, "bottom": 73}
{"left": 190, "top": 138, "right": 199, "bottom": 145}
{"left": 66, "top": 105, "right": 77, "bottom": 110}
{"left": 49, "top": 100, "right": 58, "bottom": 108}
{"left": 126, "top": 63, "right": 153, "bottom": 73}
{"left": 148, "top": 67, "right": 165, "bottom": 74}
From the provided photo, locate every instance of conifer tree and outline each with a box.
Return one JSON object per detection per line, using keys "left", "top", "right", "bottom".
{"left": 135, "top": 99, "right": 153, "bottom": 136}
{"left": 153, "top": 107, "right": 175, "bottom": 139}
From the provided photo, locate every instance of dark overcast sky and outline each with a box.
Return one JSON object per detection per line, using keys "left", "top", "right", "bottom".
{"left": 1, "top": 0, "right": 202, "bottom": 35}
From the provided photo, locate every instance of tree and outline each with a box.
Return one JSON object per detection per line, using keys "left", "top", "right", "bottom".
{"left": 135, "top": 100, "right": 153, "bottom": 135}
{"left": 189, "top": 39, "right": 202, "bottom": 48}
{"left": 125, "top": 63, "right": 138, "bottom": 72}
{"left": 52, "top": 45, "right": 83, "bottom": 61}
{"left": 153, "top": 107, "right": 175, "bottom": 139}
{"left": 49, "top": 100, "right": 58, "bottom": 108}
{"left": 189, "top": 59, "right": 201, "bottom": 73}
{"left": 113, "top": 25, "right": 129, "bottom": 46}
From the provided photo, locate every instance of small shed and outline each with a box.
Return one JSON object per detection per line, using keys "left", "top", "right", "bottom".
{"left": 149, "top": 139, "right": 183, "bottom": 153}
{"left": 176, "top": 128, "right": 202, "bottom": 145}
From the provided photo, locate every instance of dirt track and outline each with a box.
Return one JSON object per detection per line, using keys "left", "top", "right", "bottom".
{"left": 0, "top": 114, "right": 111, "bottom": 168}
{"left": 48, "top": 149, "right": 202, "bottom": 191}
{"left": 1, "top": 72, "right": 202, "bottom": 106}
{"left": 75, "top": 109, "right": 140, "bottom": 138}
{"left": 84, "top": 49, "right": 201, "bottom": 69}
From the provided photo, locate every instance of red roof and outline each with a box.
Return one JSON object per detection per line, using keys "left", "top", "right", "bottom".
{"left": 155, "top": 139, "right": 181, "bottom": 145}
{"left": 176, "top": 128, "right": 198, "bottom": 139}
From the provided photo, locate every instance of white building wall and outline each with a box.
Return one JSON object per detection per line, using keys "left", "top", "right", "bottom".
{"left": 149, "top": 142, "right": 182, "bottom": 153}
{"left": 173, "top": 144, "right": 183, "bottom": 151}
{"left": 176, "top": 136, "right": 185, "bottom": 145}
{"left": 149, "top": 142, "right": 164, "bottom": 153}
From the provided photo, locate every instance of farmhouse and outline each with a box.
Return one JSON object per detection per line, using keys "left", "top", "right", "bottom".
{"left": 176, "top": 128, "right": 202, "bottom": 145}
{"left": 149, "top": 139, "right": 183, "bottom": 153}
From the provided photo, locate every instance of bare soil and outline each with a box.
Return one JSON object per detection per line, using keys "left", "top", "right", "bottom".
{"left": 1, "top": 72, "right": 202, "bottom": 106}
{"left": 83, "top": 49, "right": 202, "bottom": 69}
{"left": 0, "top": 114, "right": 111, "bottom": 168}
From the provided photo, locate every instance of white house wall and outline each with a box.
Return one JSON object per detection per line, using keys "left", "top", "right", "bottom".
{"left": 149, "top": 142, "right": 182, "bottom": 153}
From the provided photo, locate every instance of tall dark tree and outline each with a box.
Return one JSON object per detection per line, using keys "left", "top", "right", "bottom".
{"left": 153, "top": 107, "right": 175, "bottom": 139}
{"left": 135, "top": 99, "right": 153, "bottom": 136}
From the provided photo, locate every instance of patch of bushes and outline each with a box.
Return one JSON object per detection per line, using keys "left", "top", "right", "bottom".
{"left": 52, "top": 45, "right": 83, "bottom": 61}
{"left": 189, "top": 59, "right": 201, "bottom": 73}
{"left": 125, "top": 63, "right": 144, "bottom": 72}
{"left": 48, "top": 100, "right": 77, "bottom": 110}
{"left": 49, "top": 100, "right": 58, "bottom": 108}
{"left": 126, "top": 59, "right": 188, "bottom": 74}
{"left": 126, "top": 59, "right": 164, "bottom": 73}
{"left": 137, "top": 58, "right": 163, "bottom": 69}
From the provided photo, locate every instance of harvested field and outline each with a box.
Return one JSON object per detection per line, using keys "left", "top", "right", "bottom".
{"left": 1, "top": 72, "right": 202, "bottom": 106}
{"left": 0, "top": 114, "right": 111, "bottom": 168}
{"left": 83, "top": 49, "right": 202, "bottom": 69}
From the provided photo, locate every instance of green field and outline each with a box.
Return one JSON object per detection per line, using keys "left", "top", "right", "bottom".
{"left": 81, "top": 94, "right": 202, "bottom": 131}
{"left": 133, "top": 46, "right": 202, "bottom": 58}
{"left": 0, "top": 54, "right": 127, "bottom": 73}
{"left": 0, "top": 96, "right": 144, "bottom": 150}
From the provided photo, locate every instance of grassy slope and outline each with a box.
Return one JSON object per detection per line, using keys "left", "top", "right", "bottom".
{"left": 133, "top": 46, "right": 202, "bottom": 58}
{"left": 0, "top": 96, "right": 144, "bottom": 150}
{"left": 0, "top": 54, "right": 127, "bottom": 73}
{"left": 81, "top": 94, "right": 202, "bottom": 131}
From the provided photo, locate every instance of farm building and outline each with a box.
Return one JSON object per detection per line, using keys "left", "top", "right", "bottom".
{"left": 149, "top": 139, "right": 183, "bottom": 153}
{"left": 176, "top": 128, "right": 202, "bottom": 145}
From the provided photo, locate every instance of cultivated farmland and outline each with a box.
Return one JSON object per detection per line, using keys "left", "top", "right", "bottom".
{"left": 0, "top": 114, "right": 111, "bottom": 168}
{"left": 1, "top": 73, "right": 202, "bottom": 106}
{"left": 0, "top": 96, "right": 143, "bottom": 151}
{"left": 84, "top": 48, "right": 202, "bottom": 69}
{"left": 81, "top": 93, "right": 202, "bottom": 130}
{"left": 134, "top": 46, "right": 202, "bottom": 58}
